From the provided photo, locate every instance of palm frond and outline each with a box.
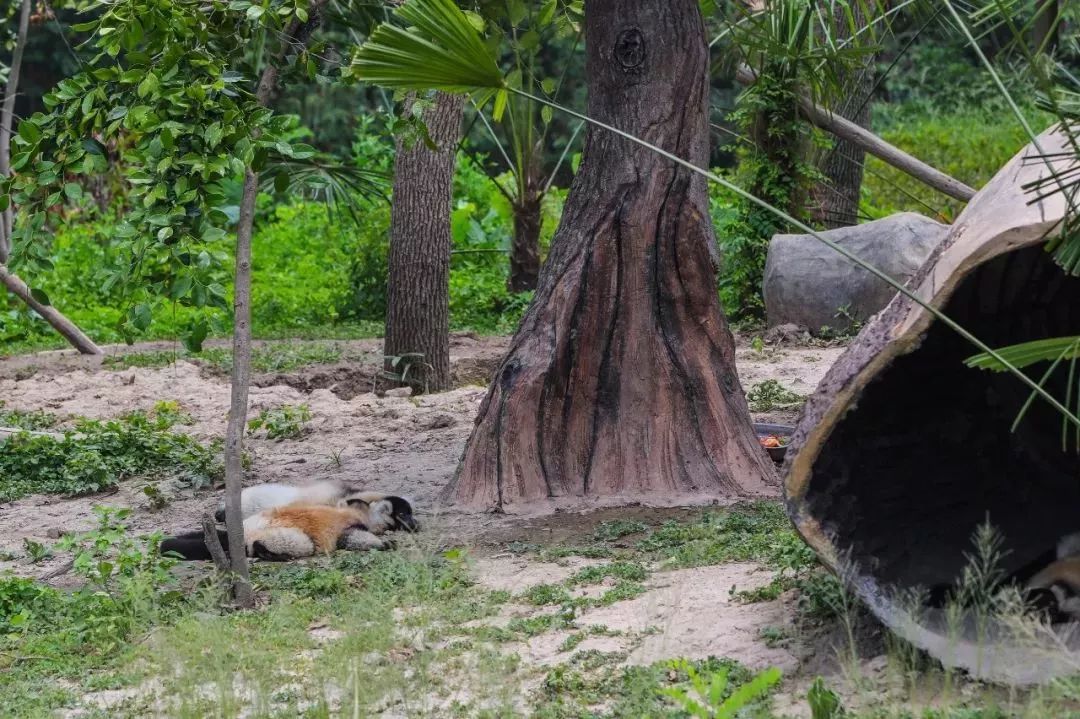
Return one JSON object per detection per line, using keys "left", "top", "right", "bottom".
{"left": 263, "top": 155, "right": 388, "bottom": 224}
{"left": 346, "top": 0, "right": 504, "bottom": 101}
{"left": 966, "top": 336, "right": 1080, "bottom": 371}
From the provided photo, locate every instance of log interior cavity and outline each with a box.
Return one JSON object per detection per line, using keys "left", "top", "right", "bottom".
{"left": 805, "top": 244, "right": 1080, "bottom": 595}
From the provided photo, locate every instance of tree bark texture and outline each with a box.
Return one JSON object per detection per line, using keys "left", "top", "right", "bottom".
{"left": 812, "top": 5, "right": 874, "bottom": 229}
{"left": 445, "top": 0, "right": 778, "bottom": 512}
{"left": 0, "top": 0, "right": 31, "bottom": 260}
{"left": 384, "top": 91, "right": 465, "bottom": 393}
{"left": 509, "top": 191, "right": 542, "bottom": 293}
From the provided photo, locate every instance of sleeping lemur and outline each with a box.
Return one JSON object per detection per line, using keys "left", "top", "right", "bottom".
{"left": 213, "top": 479, "right": 352, "bottom": 522}
{"left": 162, "top": 490, "right": 418, "bottom": 562}
{"left": 925, "top": 531, "right": 1080, "bottom": 623}
{"left": 1023, "top": 531, "right": 1080, "bottom": 623}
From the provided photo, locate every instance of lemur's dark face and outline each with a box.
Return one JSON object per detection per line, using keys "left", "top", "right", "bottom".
{"left": 386, "top": 496, "right": 418, "bottom": 532}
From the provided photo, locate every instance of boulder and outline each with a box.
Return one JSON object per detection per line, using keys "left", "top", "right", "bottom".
{"left": 763, "top": 212, "right": 949, "bottom": 334}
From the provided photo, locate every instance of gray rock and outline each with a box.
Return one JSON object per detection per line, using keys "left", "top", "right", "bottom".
{"left": 763, "top": 212, "right": 949, "bottom": 335}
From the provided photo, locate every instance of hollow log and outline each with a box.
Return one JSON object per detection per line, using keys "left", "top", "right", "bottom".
{"left": 785, "top": 126, "right": 1080, "bottom": 685}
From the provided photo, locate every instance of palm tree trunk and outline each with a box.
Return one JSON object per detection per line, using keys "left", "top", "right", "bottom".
{"left": 508, "top": 193, "right": 542, "bottom": 293}
{"left": 812, "top": 3, "right": 875, "bottom": 229}
{"left": 384, "top": 91, "right": 465, "bottom": 393}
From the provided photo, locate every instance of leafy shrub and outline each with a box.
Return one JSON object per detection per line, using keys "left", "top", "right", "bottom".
{"left": 746, "top": 380, "right": 805, "bottom": 412}
{"left": 0, "top": 409, "right": 222, "bottom": 501}
{"left": 247, "top": 404, "right": 312, "bottom": 440}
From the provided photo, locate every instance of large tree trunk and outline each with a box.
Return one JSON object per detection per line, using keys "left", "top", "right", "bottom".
{"left": 812, "top": 5, "right": 875, "bottom": 229}
{"left": 384, "top": 91, "right": 465, "bottom": 393}
{"left": 445, "top": 0, "right": 777, "bottom": 512}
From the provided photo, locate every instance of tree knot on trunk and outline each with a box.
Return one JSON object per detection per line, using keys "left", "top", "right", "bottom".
{"left": 613, "top": 28, "right": 646, "bottom": 72}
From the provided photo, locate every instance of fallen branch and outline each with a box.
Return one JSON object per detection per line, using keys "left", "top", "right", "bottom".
{"left": 0, "top": 264, "right": 101, "bottom": 354}
{"left": 736, "top": 65, "right": 976, "bottom": 203}
{"left": 201, "top": 513, "right": 230, "bottom": 574}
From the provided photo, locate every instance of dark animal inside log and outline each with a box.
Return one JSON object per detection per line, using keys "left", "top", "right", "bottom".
{"left": 784, "top": 126, "right": 1080, "bottom": 685}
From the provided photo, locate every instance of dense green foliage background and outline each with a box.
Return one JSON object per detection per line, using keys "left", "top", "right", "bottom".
{"left": 0, "top": 18, "right": 1069, "bottom": 352}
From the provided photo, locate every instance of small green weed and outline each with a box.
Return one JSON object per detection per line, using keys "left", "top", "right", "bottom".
{"left": 807, "top": 676, "right": 844, "bottom": 719}
{"left": 103, "top": 342, "right": 350, "bottom": 374}
{"left": 523, "top": 583, "right": 574, "bottom": 606}
{"left": 22, "top": 538, "right": 52, "bottom": 564}
{"left": 759, "top": 626, "right": 790, "bottom": 649}
{"left": 746, "top": 380, "right": 805, "bottom": 412}
{"left": 533, "top": 655, "right": 779, "bottom": 718}
{"left": 247, "top": 404, "right": 312, "bottom": 440}
{"left": 0, "top": 400, "right": 58, "bottom": 430}
{"left": 660, "top": 659, "right": 781, "bottom": 719}
{"left": 567, "top": 561, "right": 648, "bottom": 586}
{"left": 593, "top": 519, "right": 648, "bottom": 541}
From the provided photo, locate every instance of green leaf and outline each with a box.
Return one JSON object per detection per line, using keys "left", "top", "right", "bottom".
{"left": 182, "top": 318, "right": 209, "bottom": 353}
{"left": 171, "top": 275, "right": 192, "bottom": 300}
{"left": 246, "top": 4, "right": 264, "bottom": 19}
{"left": 106, "top": 106, "right": 129, "bottom": 122}
{"left": 492, "top": 89, "right": 508, "bottom": 121}
{"left": 274, "top": 172, "right": 290, "bottom": 193}
{"left": 29, "top": 288, "right": 51, "bottom": 306}
{"left": 17, "top": 120, "right": 41, "bottom": 143}
{"left": 63, "top": 183, "right": 83, "bottom": 200}
{"left": 82, "top": 138, "right": 107, "bottom": 156}
{"left": 130, "top": 303, "right": 152, "bottom": 331}
{"left": 0, "top": 195, "right": 9, "bottom": 212}
{"left": 537, "top": 0, "right": 557, "bottom": 26}
{"left": 81, "top": 92, "right": 95, "bottom": 117}
{"left": 137, "top": 73, "right": 159, "bottom": 98}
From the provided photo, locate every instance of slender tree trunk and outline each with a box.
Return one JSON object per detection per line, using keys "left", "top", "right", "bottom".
{"left": 509, "top": 192, "right": 542, "bottom": 293}
{"left": 446, "top": 0, "right": 777, "bottom": 512}
{"left": 812, "top": 5, "right": 875, "bottom": 229}
{"left": 0, "top": 0, "right": 101, "bottom": 355}
{"left": 0, "top": 0, "right": 30, "bottom": 258}
{"left": 222, "top": 3, "right": 326, "bottom": 607}
{"left": 384, "top": 91, "right": 464, "bottom": 393}
{"left": 224, "top": 166, "right": 258, "bottom": 608}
